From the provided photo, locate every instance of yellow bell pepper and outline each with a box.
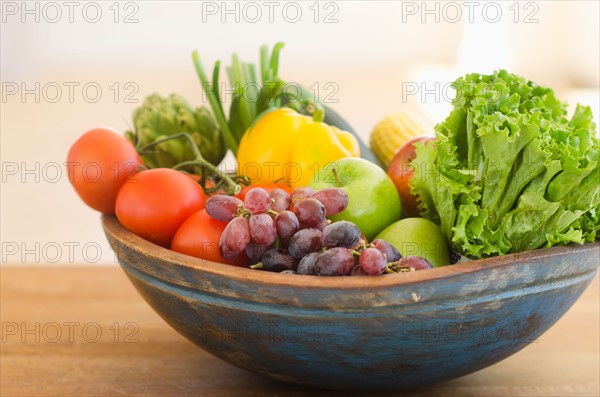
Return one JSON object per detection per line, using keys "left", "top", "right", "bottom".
{"left": 236, "top": 108, "right": 360, "bottom": 188}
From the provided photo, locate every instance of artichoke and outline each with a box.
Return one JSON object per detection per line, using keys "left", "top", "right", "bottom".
{"left": 126, "top": 94, "right": 226, "bottom": 171}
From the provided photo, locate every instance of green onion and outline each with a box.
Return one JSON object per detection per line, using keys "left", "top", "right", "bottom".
{"left": 192, "top": 51, "right": 238, "bottom": 155}
{"left": 192, "top": 42, "right": 287, "bottom": 155}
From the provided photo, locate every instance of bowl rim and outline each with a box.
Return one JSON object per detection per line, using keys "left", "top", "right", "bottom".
{"left": 102, "top": 215, "right": 600, "bottom": 290}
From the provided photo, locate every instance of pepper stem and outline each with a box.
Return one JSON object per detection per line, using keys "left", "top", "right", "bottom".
{"left": 303, "top": 101, "right": 326, "bottom": 123}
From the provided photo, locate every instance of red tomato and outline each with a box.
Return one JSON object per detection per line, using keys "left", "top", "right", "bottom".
{"left": 116, "top": 168, "right": 206, "bottom": 247}
{"left": 187, "top": 175, "right": 227, "bottom": 196}
{"left": 235, "top": 182, "right": 293, "bottom": 201}
{"left": 67, "top": 128, "right": 142, "bottom": 214}
{"left": 171, "top": 210, "right": 249, "bottom": 267}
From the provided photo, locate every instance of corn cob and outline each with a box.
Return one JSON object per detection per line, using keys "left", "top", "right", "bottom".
{"left": 370, "top": 111, "right": 431, "bottom": 167}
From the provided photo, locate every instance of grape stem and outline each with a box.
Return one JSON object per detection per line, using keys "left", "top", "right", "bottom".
{"left": 250, "top": 263, "right": 264, "bottom": 270}
{"left": 237, "top": 206, "right": 252, "bottom": 218}
{"left": 139, "top": 132, "right": 241, "bottom": 195}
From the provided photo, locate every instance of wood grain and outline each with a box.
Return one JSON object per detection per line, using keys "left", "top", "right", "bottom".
{"left": 1, "top": 266, "right": 598, "bottom": 397}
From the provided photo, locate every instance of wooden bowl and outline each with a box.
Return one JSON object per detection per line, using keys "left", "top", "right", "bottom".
{"left": 102, "top": 215, "right": 599, "bottom": 390}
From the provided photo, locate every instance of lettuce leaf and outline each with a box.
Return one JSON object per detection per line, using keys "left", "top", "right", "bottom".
{"left": 411, "top": 70, "right": 600, "bottom": 258}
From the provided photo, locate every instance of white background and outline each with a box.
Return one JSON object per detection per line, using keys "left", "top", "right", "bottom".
{"left": 1, "top": 0, "right": 599, "bottom": 265}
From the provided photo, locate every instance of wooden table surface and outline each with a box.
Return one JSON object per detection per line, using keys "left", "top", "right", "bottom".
{"left": 1, "top": 266, "right": 598, "bottom": 397}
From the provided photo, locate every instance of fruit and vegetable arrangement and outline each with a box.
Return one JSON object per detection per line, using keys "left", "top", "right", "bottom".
{"left": 67, "top": 43, "right": 600, "bottom": 276}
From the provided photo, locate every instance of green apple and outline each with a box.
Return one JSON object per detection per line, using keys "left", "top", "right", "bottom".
{"left": 375, "top": 217, "right": 450, "bottom": 267}
{"left": 309, "top": 158, "right": 401, "bottom": 241}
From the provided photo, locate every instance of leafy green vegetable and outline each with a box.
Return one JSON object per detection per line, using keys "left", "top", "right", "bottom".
{"left": 411, "top": 70, "right": 599, "bottom": 258}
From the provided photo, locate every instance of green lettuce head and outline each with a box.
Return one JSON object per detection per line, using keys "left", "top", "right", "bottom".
{"left": 411, "top": 70, "right": 599, "bottom": 258}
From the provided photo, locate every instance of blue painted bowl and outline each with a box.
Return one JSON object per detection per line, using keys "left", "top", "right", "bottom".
{"left": 102, "top": 215, "right": 599, "bottom": 390}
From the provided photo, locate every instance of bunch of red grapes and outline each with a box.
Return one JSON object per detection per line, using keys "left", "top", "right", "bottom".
{"left": 206, "top": 187, "right": 433, "bottom": 276}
